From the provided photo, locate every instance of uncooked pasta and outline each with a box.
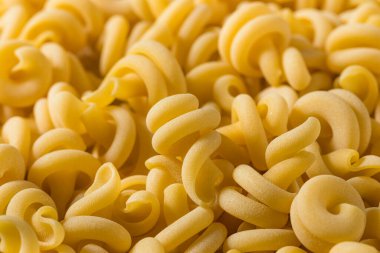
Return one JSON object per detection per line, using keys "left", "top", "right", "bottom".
{"left": 0, "top": 0, "right": 379, "bottom": 252}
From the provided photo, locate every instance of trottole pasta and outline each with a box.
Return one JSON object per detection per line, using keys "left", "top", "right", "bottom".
{"left": 0, "top": 0, "right": 380, "bottom": 253}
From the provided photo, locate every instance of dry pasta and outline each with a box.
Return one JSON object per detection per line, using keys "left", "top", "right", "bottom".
{"left": 1, "top": 0, "right": 380, "bottom": 253}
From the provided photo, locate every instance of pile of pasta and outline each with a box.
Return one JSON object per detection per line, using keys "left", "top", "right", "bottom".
{"left": 1, "top": 0, "right": 380, "bottom": 252}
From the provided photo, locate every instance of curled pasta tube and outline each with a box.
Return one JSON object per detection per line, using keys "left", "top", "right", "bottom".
{"left": 289, "top": 91, "right": 360, "bottom": 153}
{"left": 0, "top": 215, "right": 40, "bottom": 253}
{"left": 146, "top": 93, "right": 221, "bottom": 156}
{"left": 290, "top": 175, "right": 366, "bottom": 252}
{"left": 4, "top": 187, "right": 65, "bottom": 250}
{"left": 186, "top": 27, "right": 220, "bottom": 71}
{"left": 344, "top": 1, "right": 380, "bottom": 26}
{"left": 28, "top": 150, "right": 101, "bottom": 217}
{"left": 83, "top": 40, "right": 186, "bottom": 110}
{"left": 19, "top": 9, "right": 86, "bottom": 52}
{"left": 330, "top": 241, "right": 378, "bottom": 253}
{"left": 62, "top": 216, "right": 131, "bottom": 253}
{"left": 2, "top": 116, "right": 31, "bottom": 164}
{"left": 335, "top": 65, "right": 378, "bottom": 114}
{"left": 44, "top": 0, "right": 104, "bottom": 40}
{"left": 282, "top": 47, "right": 311, "bottom": 91}
{"left": 111, "top": 175, "right": 160, "bottom": 236}
{"left": 223, "top": 229, "right": 300, "bottom": 253}
{"left": 40, "top": 43, "right": 94, "bottom": 93}
{"left": 97, "top": 15, "right": 129, "bottom": 76}
{"left": 326, "top": 23, "right": 380, "bottom": 74}
{"left": 323, "top": 149, "right": 380, "bottom": 178}
{"left": 182, "top": 131, "right": 224, "bottom": 206}
{"left": 31, "top": 128, "right": 86, "bottom": 161}
{"left": 329, "top": 89, "right": 371, "bottom": 155}
{"left": 219, "top": 2, "right": 291, "bottom": 86}
{"left": 217, "top": 94, "right": 268, "bottom": 170}
{"left": 187, "top": 61, "right": 241, "bottom": 104}
{"left": 0, "top": 4, "right": 31, "bottom": 40}
{"left": 0, "top": 40, "right": 52, "bottom": 107}
{"left": 65, "top": 163, "right": 121, "bottom": 218}
{"left": 0, "top": 144, "right": 25, "bottom": 185}
{"left": 82, "top": 104, "right": 137, "bottom": 169}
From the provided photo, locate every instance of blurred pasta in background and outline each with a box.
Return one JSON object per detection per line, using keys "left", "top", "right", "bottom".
{"left": 0, "top": 0, "right": 380, "bottom": 252}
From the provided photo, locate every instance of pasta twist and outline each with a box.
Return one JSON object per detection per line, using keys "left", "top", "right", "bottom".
{"left": 223, "top": 229, "right": 300, "bottom": 253}
{"left": 348, "top": 176, "right": 380, "bottom": 207}
{"left": 330, "top": 241, "right": 378, "bottom": 253}
{"left": 62, "top": 216, "right": 131, "bottom": 253}
{"left": 186, "top": 61, "right": 248, "bottom": 111}
{"left": 323, "top": 149, "right": 380, "bottom": 179}
{"left": 294, "top": 0, "right": 348, "bottom": 13}
{"left": 0, "top": 180, "right": 64, "bottom": 251}
{"left": 0, "top": 215, "right": 40, "bottom": 253}
{"left": 334, "top": 65, "right": 378, "bottom": 114}
{"left": 290, "top": 175, "right": 366, "bottom": 252}
{"left": 343, "top": 1, "right": 380, "bottom": 26}
{"left": 217, "top": 94, "right": 268, "bottom": 170}
{"left": 0, "top": 4, "right": 31, "bottom": 40}
{"left": 0, "top": 40, "right": 52, "bottom": 107}
{"left": 146, "top": 93, "right": 220, "bottom": 156}
{"left": 28, "top": 150, "right": 101, "bottom": 217}
{"left": 289, "top": 90, "right": 365, "bottom": 154}
{"left": 219, "top": 2, "right": 291, "bottom": 86}
{"left": 219, "top": 117, "right": 320, "bottom": 228}
{"left": 326, "top": 22, "right": 380, "bottom": 75}
{"left": 84, "top": 40, "right": 187, "bottom": 111}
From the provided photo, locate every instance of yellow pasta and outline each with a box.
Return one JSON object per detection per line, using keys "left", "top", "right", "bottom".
{"left": 0, "top": 1, "right": 379, "bottom": 252}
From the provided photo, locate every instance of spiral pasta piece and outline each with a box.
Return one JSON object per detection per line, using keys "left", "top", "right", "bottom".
{"left": 330, "top": 241, "right": 378, "bottom": 253}
{"left": 219, "top": 2, "right": 291, "bottom": 86}
{"left": 335, "top": 65, "right": 378, "bottom": 114}
{"left": 147, "top": 93, "right": 221, "bottom": 156}
{"left": 326, "top": 23, "right": 380, "bottom": 74}
{"left": 290, "top": 175, "right": 366, "bottom": 252}
{"left": 62, "top": 215, "right": 131, "bottom": 253}
{"left": 289, "top": 91, "right": 360, "bottom": 153}
{"left": 84, "top": 40, "right": 186, "bottom": 110}
{"left": 28, "top": 150, "right": 101, "bottom": 217}
{"left": 0, "top": 40, "right": 52, "bottom": 107}
{"left": 0, "top": 4, "right": 31, "bottom": 40}
{"left": 218, "top": 94, "right": 268, "bottom": 170}
{"left": 0, "top": 215, "right": 40, "bottom": 253}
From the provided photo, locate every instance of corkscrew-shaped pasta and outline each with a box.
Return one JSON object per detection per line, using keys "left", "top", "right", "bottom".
{"left": 218, "top": 94, "right": 268, "bottom": 170}
{"left": 146, "top": 93, "right": 220, "bottom": 155}
{"left": 343, "top": 1, "right": 380, "bottom": 26}
{"left": 289, "top": 90, "right": 363, "bottom": 153}
{"left": 0, "top": 40, "right": 52, "bottom": 107}
{"left": 219, "top": 117, "right": 320, "bottom": 228}
{"left": 0, "top": 180, "right": 64, "bottom": 251}
{"left": 62, "top": 216, "right": 131, "bottom": 253}
{"left": 0, "top": 215, "right": 40, "bottom": 253}
{"left": 326, "top": 22, "right": 380, "bottom": 74}
{"left": 223, "top": 229, "right": 300, "bottom": 253}
{"left": 17, "top": 0, "right": 103, "bottom": 54}
{"left": 84, "top": 40, "right": 187, "bottom": 110}
{"left": 290, "top": 175, "right": 366, "bottom": 252}
{"left": 186, "top": 27, "right": 220, "bottom": 71}
{"left": 335, "top": 65, "right": 378, "bottom": 114}
{"left": 323, "top": 149, "right": 380, "bottom": 178}
{"left": 219, "top": 2, "right": 291, "bottom": 86}
{"left": 0, "top": 144, "right": 25, "bottom": 185}
{"left": 111, "top": 175, "right": 160, "bottom": 236}
{"left": 131, "top": 206, "right": 214, "bottom": 252}
{"left": 28, "top": 150, "right": 101, "bottom": 217}
{"left": 31, "top": 128, "right": 86, "bottom": 161}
